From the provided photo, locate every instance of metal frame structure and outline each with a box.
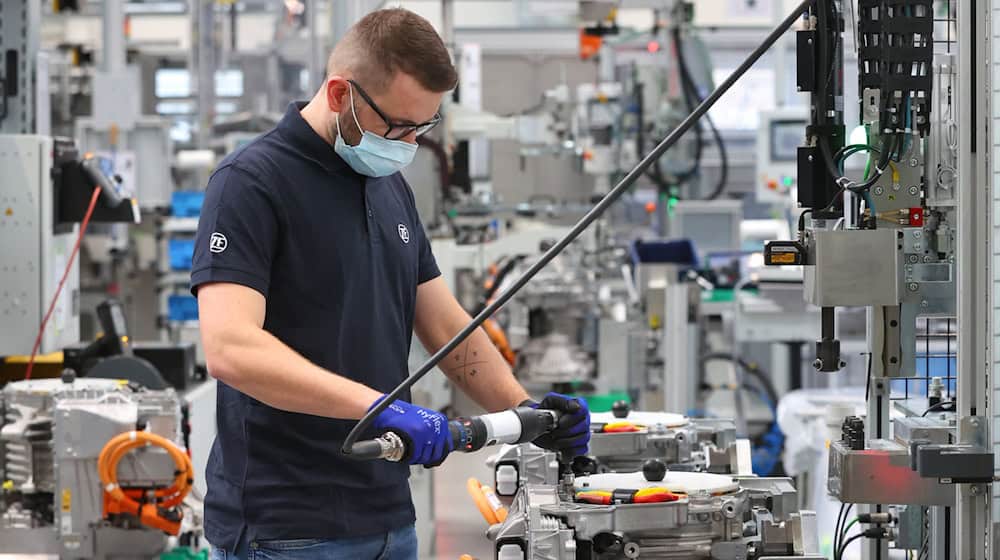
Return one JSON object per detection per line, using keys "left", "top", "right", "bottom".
{"left": 958, "top": 0, "right": 993, "bottom": 557}
{"left": 0, "top": 0, "right": 41, "bottom": 135}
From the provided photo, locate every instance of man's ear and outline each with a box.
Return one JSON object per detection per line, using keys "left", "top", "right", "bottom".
{"left": 325, "top": 77, "right": 350, "bottom": 113}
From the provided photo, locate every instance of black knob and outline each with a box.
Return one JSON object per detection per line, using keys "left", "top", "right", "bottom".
{"left": 571, "top": 456, "right": 598, "bottom": 476}
{"left": 642, "top": 459, "right": 667, "bottom": 482}
{"left": 61, "top": 368, "right": 76, "bottom": 384}
{"left": 612, "top": 400, "right": 630, "bottom": 419}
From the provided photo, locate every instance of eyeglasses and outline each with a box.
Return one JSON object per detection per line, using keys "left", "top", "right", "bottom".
{"left": 347, "top": 79, "right": 441, "bottom": 141}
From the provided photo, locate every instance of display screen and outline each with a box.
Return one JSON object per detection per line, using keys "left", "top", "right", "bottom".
{"left": 679, "top": 213, "right": 736, "bottom": 254}
{"left": 155, "top": 68, "right": 244, "bottom": 98}
{"left": 155, "top": 68, "right": 191, "bottom": 98}
{"left": 770, "top": 120, "right": 805, "bottom": 162}
{"left": 215, "top": 69, "right": 244, "bottom": 97}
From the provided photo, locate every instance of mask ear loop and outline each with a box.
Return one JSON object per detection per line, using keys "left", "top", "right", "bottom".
{"left": 348, "top": 84, "right": 366, "bottom": 135}
{"left": 335, "top": 84, "right": 366, "bottom": 141}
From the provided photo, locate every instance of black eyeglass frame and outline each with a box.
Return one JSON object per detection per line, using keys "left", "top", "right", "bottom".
{"left": 347, "top": 79, "right": 441, "bottom": 140}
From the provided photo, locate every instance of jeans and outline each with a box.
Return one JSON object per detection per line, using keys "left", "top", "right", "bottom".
{"left": 210, "top": 525, "right": 418, "bottom": 560}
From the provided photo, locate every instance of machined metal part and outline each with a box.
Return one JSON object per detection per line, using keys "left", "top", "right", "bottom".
{"left": 804, "top": 229, "right": 901, "bottom": 307}
{"left": 373, "top": 431, "right": 407, "bottom": 463}
{"left": 827, "top": 440, "right": 954, "bottom": 506}
{"left": 893, "top": 416, "right": 954, "bottom": 446}
{"left": 0, "top": 378, "right": 183, "bottom": 558}
{"left": 492, "top": 477, "right": 820, "bottom": 560}
{"left": 490, "top": 417, "right": 747, "bottom": 497}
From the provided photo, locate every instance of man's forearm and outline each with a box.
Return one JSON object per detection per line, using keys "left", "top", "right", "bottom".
{"left": 204, "top": 324, "right": 381, "bottom": 419}
{"left": 436, "top": 326, "right": 529, "bottom": 412}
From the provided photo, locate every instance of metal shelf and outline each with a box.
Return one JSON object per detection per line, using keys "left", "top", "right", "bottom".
{"left": 158, "top": 271, "right": 192, "bottom": 287}
{"left": 162, "top": 217, "right": 200, "bottom": 233}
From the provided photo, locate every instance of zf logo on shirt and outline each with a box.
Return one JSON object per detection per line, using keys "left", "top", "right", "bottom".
{"left": 397, "top": 224, "right": 410, "bottom": 244}
{"left": 210, "top": 232, "right": 228, "bottom": 253}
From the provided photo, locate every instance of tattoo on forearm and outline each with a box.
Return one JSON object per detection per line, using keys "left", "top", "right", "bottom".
{"left": 447, "top": 341, "right": 492, "bottom": 387}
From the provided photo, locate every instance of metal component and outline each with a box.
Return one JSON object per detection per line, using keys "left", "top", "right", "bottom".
{"left": 828, "top": 440, "right": 954, "bottom": 506}
{"left": 374, "top": 431, "right": 407, "bottom": 463}
{"left": 804, "top": 230, "right": 901, "bottom": 307}
{"left": 0, "top": 0, "right": 41, "bottom": 134}
{"left": 0, "top": 378, "right": 182, "bottom": 557}
{"left": 0, "top": 136, "right": 80, "bottom": 355}
{"left": 874, "top": 186, "right": 885, "bottom": 195}
{"left": 491, "top": 477, "right": 822, "bottom": 559}
{"left": 490, "top": 416, "right": 748, "bottom": 497}
{"left": 894, "top": 416, "right": 952, "bottom": 446}
{"left": 909, "top": 186, "right": 920, "bottom": 196}
{"left": 908, "top": 282, "right": 920, "bottom": 292}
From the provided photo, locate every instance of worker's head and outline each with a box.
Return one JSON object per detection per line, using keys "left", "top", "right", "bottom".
{"left": 309, "top": 8, "right": 457, "bottom": 177}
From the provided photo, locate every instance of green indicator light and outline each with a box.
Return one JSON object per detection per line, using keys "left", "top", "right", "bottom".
{"left": 783, "top": 176, "right": 794, "bottom": 187}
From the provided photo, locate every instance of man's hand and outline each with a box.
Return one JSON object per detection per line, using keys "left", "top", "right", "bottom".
{"left": 524, "top": 392, "right": 590, "bottom": 458}
{"left": 372, "top": 398, "right": 453, "bottom": 467}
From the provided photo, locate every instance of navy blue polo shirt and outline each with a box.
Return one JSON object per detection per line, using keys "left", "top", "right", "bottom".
{"left": 190, "top": 102, "right": 440, "bottom": 550}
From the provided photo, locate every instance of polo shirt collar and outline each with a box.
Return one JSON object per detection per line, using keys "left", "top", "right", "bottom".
{"left": 277, "top": 101, "right": 353, "bottom": 175}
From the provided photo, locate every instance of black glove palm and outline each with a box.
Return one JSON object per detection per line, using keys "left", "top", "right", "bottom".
{"left": 523, "top": 392, "right": 590, "bottom": 458}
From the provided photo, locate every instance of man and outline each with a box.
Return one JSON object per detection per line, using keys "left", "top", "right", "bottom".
{"left": 191, "top": 8, "right": 590, "bottom": 560}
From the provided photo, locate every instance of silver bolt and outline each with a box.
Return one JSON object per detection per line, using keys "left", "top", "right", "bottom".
{"left": 813, "top": 359, "right": 823, "bottom": 370}
{"left": 910, "top": 158, "right": 919, "bottom": 167}
{"left": 913, "top": 230, "right": 922, "bottom": 238}
{"left": 908, "top": 255, "right": 919, "bottom": 264}
{"left": 913, "top": 243, "right": 922, "bottom": 251}
{"left": 971, "top": 485, "right": 982, "bottom": 496}
{"left": 893, "top": 183, "right": 901, "bottom": 191}
{"left": 909, "top": 186, "right": 919, "bottom": 196}
{"left": 923, "top": 255, "right": 932, "bottom": 263}
{"left": 808, "top": 155, "right": 814, "bottom": 162}
{"left": 921, "top": 300, "right": 929, "bottom": 308}
{"left": 908, "top": 282, "right": 920, "bottom": 292}
{"left": 874, "top": 186, "right": 885, "bottom": 195}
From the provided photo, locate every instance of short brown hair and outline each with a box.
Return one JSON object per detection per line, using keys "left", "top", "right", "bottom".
{"left": 327, "top": 8, "right": 458, "bottom": 94}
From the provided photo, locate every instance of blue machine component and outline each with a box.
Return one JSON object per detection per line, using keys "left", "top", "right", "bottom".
{"left": 168, "top": 239, "right": 196, "bottom": 270}
{"left": 629, "top": 238, "right": 698, "bottom": 267}
{"left": 167, "top": 295, "right": 199, "bottom": 322}
{"left": 171, "top": 191, "right": 206, "bottom": 218}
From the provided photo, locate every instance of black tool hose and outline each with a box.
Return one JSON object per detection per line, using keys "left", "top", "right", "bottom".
{"left": 341, "top": 0, "right": 814, "bottom": 456}
{"left": 673, "top": 28, "right": 728, "bottom": 200}
{"left": 701, "top": 352, "right": 779, "bottom": 406}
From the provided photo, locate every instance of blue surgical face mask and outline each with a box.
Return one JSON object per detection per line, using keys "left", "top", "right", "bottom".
{"left": 334, "top": 85, "right": 417, "bottom": 177}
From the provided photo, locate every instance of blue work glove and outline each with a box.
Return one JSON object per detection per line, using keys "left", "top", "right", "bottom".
{"left": 523, "top": 392, "right": 590, "bottom": 458}
{"left": 371, "top": 398, "right": 454, "bottom": 467}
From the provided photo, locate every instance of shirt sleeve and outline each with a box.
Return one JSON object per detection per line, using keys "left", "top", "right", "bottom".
{"left": 190, "top": 164, "right": 280, "bottom": 297}
{"left": 416, "top": 212, "right": 441, "bottom": 285}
